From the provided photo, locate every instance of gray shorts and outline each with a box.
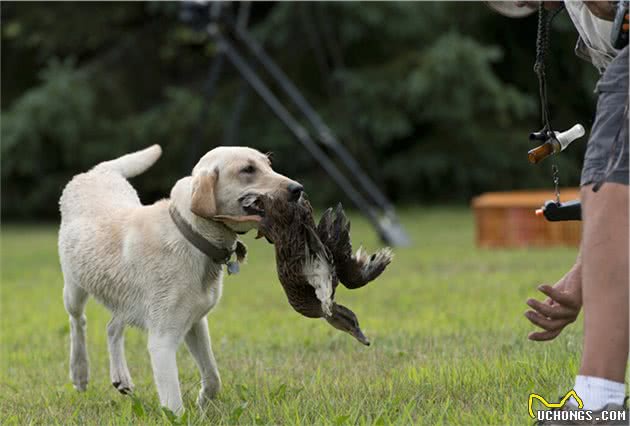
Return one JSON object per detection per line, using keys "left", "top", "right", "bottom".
{"left": 580, "top": 46, "right": 629, "bottom": 187}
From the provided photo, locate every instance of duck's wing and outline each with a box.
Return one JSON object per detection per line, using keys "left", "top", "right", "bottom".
{"left": 315, "top": 207, "right": 335, "bottom": 248}
{"left": 303, "top": 225, "right": 334, "bottom": 316}
{"left": 328, "top": 204, "right": 394, "bottom": 289}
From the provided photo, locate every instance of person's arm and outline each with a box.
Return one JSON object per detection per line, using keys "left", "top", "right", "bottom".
{"left": 583, "top": 1, "right": 617, "bottom": 21}
{"left": 515, "top": 1, "right": 563, "bottom": 10}
{"left": 517, "top": 1, "right": 617, "bottom": 20}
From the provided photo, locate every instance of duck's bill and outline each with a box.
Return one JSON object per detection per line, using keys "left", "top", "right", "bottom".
{"left": 352, "top": 329, "right": 371, "bottom": 346}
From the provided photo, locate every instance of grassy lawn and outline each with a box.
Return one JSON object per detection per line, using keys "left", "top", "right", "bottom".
{"left": 1, "top": 207, "right": 587, "bottom": 425}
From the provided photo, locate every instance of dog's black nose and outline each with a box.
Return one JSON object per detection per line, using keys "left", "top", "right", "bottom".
{"left": 287, "top": 183, "right": 303, "bottom": 201}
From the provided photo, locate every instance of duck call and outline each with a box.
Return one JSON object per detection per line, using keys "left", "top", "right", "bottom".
{"left": 527, "top": 124, "right": 585, "bottom": 164}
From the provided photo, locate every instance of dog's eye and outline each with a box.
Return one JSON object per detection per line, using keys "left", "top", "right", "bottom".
{"left": 240, "top": 165, "right": 256, "bottom": 174}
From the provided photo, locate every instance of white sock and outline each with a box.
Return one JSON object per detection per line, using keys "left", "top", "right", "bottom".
{"left": 573, "top": 375, "right": 626, "bottom": 410}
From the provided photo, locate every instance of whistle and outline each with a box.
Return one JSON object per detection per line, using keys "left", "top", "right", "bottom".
{"left": 528, "top": 124, "right": 585, "bottom": 164}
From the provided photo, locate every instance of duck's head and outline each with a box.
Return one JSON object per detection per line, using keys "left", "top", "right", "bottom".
{"left": 325, "top": 304, "right": 370, "bottom": 346}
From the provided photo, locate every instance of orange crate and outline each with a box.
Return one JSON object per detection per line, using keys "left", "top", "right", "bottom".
{"left": 471, "top": 189, "right": 582, "bottom": 248}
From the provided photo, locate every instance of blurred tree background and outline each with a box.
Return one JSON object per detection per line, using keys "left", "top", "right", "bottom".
{"left": 1, "top": 2, "right": 599, "bottom": 220}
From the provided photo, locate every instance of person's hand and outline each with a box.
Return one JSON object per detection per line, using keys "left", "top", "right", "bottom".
{"left": 525, "top": 264, "right": 582, "bottom": 341}
{"left": 584, "top": 1, "right": 617, "bottom": 21}
{"left": 515, "top": 1, "right": 563, "bottom": 11}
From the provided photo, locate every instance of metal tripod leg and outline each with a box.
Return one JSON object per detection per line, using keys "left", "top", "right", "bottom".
{"left": 221, "top": 2, "right": 251, "bottom": 146}
{"left": 228, "top": 20, "right": 395, "bottom": 215}
{"left": 216, "top": 34, "right": 380, "bottom": 222}
{"left": 187, "top": 49, "right": 225, "bottom": 171}
{"left": 207, "top": 3, "right": 410, "bottom": 246}
{"left": 222, "top": 83, "right": 249, "bottom": 146}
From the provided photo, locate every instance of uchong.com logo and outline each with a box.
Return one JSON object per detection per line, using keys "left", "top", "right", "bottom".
{"left": 528, "top": 389, "right": 584, "bottom": 419}
{"left": 528, "top": 389, "right": 628, "bottom": 423}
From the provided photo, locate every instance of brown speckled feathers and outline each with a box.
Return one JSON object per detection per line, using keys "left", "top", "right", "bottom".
{"left": 257, "top": 194, "right": 393, "bottom": 345}
{"left": 258, "top": 195, "right": 332, "bottom": 317}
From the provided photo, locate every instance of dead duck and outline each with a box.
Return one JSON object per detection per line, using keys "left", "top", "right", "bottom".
{"left": 253, "top": 194, "right": 393, "bottom": 346}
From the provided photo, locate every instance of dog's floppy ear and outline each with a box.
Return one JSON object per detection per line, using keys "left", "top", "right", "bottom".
{"left": 190, "top": 169, "right": 218, "bottom": 218}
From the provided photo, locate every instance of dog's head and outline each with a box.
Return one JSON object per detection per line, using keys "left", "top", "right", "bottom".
{"left": 187, "top": 147, "right": 302, "bottom": 233}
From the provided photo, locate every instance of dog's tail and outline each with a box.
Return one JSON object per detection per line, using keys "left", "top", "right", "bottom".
{"left": 93, "top": 145, "right": 162, "bottom": 178}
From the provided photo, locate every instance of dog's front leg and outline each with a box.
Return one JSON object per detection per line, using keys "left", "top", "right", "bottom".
{"left": 148, "top": 332, "right": 184, "bottom": 415}
{"left": 184, "top": 317, "right": 221, "bottom": 409}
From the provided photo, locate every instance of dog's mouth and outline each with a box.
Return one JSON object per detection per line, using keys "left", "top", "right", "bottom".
{"left": 212, "top": 194, "right": 265, "bottom": 228}
{"left": 242, "top": 195, "right": 265, "bottom": 217}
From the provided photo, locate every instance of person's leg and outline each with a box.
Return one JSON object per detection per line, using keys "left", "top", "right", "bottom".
{"left": 578, "top": 183, "right": 629, "bottom": 382}
{"left": 571, "top": 43, "right": 629, "bottom": 412}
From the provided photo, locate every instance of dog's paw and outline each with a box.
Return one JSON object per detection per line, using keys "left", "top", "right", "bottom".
{"left": 111, "top": 370, "right": 134, "bottom": 395}
{"left": 197, "top": 382, "right": 221, "bottom": 409}
{"left": 72, "top": 380, "right": 88, "bottom": 392}
{"left": 70, "top": 363, "right": 89, "bottom": 392}
{"left": 112, "top": 381, "right": 133, "bottom": 395}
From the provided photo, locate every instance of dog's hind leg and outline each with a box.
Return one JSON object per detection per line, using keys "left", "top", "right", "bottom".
{"left": 184, "top": 317, "right": 221, "bottom": 409}
{"left": 107, "top": 317, "right": 134, "bottom": 394}
{"left": 63, "top": 282, "right": 89, "bottom": 391}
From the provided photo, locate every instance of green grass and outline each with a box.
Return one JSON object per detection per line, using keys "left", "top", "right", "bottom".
{"left": 1, "top": 207, "right": 587, "bottom": 425}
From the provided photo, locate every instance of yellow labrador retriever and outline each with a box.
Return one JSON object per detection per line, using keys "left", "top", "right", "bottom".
{"left": 58, "top": 145, "right": 301, "bottom": 414}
